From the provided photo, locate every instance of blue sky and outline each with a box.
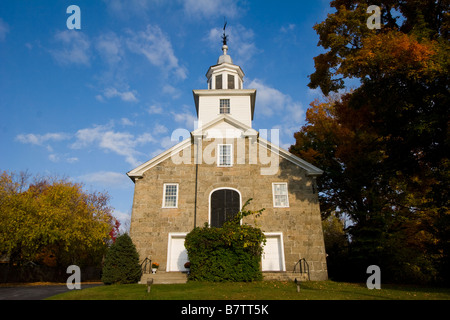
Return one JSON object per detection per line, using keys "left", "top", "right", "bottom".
{"left": 0, "top": 0, "right": 333, "bottom": 230}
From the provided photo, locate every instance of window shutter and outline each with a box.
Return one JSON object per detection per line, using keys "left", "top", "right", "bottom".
{"left": 216, "top": 75, "right": 222, "bottom": 89}
{"left": 228, "top": 75, "right": 235, "bottom": 89}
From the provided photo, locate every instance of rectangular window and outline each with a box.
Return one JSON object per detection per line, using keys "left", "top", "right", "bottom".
{"left": 218, "top": 144, "right": 233, "bottom": 167}
{"left": 163, "top": 184, "right": 178, "bottom": 208}
{"left": 272, "top": 183, "right": 289, "bottom": 208}
{"left": 228, "top": 74, "right": 235, "bottom": 89}
{"left": 220, "top": 99, "right": 230, "bottom": 114}
{"left": 216, "top": 75, "right": 222, "bottom": 89}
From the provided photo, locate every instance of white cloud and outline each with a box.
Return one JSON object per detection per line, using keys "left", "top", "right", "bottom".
{"left": 126, "top": 25, "right": 187, "bottom": 80}
{"left": 159, "top": 136, "right": 178, "bottom": 149}
{"left": 16, "top": 132, "right": 70, "bottom": 146}
{"left": 121, "top": 118, "right": 135, "bottom": 126}
{"left": 48, "top": 154, "right": 60, "bottom": 163}
{"left": 0, "top": 18, "right": 9, "bottom": 41}
{"left": 50, "top": 30, "right": 91, "bottom": 66}
{"left": 152, "top": 124, "right": 168, "bottom": 135}
{"left": 183, "top": 0, "right": 240, "bottom": 18}
{"left": 102, "top": 87, "right": 139, "bottom": 102}
{"left": 15, "top": 132, "right": 82, "bottom": 163}
{"left": 66, "top": 157, "right": 79, "bottom": 163}
{"left": 162, "top": 84, "right": 182, "bottom": 99}
{"left": 112, "top": 209, "right": 131, "bottom": 233}
{"left": 78, "top": 171, "right": 131, "bottom": 188}
{"left": 206, "top": 24, "right": 260, "bottom": 65}
{"left": 102, "top": 0, "right": 154, "bottom": 19}
{"left": 48, "top": 153, "right": 79, "bottom": 164}
{"left": 71, "top": 124, "right": 155, "bottom": 167}
{"left": 247, "top": 79, "right": 287, "bottom": 117}
{"left": 95, "top": 32, "right": 123, "bottom": 65}
{"left": 147, "top": 105, "right": 163, "bottom": 114}
{"left": 171, "top": 107, "right": 197, "bottom": 130}
{"left": 247, "top": 78, "right": 305, "bottom": 146}
{"left": 280, "top": 24, "right": 296, "bottom": 33}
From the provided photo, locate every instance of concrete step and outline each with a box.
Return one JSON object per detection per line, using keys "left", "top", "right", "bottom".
{"left": 140, "top": 272, "right": 188, "bottom": 284}
{"left": 262, "top": 272, "right": 309, "bottom": 282}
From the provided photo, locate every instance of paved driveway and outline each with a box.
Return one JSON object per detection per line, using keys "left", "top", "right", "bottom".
{"left": 0, "top": 283, "right": 102, "bottom": 300}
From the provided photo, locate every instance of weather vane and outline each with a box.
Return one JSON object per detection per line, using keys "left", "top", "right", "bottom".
{"left": 222, "top": 18, "right": 228, "bottom": 46}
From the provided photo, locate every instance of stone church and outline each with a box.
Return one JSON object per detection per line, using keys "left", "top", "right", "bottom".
{"left": 127, "top": 35, "right": 328, "bottom": 281}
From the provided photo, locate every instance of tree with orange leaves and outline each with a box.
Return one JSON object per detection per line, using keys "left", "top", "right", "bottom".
{"left": 291, "top": 0, "right": 449, "bottom": 283}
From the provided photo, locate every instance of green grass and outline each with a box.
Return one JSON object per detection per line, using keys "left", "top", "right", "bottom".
{"left": 48, "top": 280, "right": 450, "bottom": 300}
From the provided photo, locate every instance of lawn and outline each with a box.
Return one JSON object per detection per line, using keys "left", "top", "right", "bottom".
{"left": 48, "top": 280, "right": 450, "bottom": 300}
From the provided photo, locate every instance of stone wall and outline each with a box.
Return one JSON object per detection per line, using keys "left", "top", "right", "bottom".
{"left": 129, "top": 137, "right": 328, "bottom": 281}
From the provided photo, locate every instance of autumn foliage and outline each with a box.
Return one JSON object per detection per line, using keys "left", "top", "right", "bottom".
{"left": 0, "top": 171, "right": 118, "bottom": 268}
{"left": 291, "top": 0, "right": 449, "bottom": 283}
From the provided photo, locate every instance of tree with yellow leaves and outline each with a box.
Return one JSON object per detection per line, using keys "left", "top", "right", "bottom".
{"left": 0, "top": 171, "right": 118, "bottom": 268}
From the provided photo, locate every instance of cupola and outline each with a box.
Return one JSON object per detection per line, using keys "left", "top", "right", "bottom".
{"left": 193, "top": 23, "right": 256, "bottom": 129}
{"left": 205, "top": 26, "right": 244, "bottom": 90}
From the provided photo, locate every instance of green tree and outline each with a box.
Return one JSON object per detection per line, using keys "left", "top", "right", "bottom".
{"left": 322, "top": 215, "right": 350, "bottom": 280}
{"left": 101, "top": 233, "right": 142, "bottom": 285}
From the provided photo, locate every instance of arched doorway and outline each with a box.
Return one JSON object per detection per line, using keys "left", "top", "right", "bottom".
{"left": 209, "top": 188, "right": 241, "bottom": 228}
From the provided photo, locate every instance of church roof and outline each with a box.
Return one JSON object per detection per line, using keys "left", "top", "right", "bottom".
{"left": 126, "top": 115, "right": 323, "bottom": 182}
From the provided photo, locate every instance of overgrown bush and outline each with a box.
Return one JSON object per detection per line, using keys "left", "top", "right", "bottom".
{"left": 185, "top": 199, "right": 265, "bottom": 282}
{"left": 101, "top": 233, "right": 142, "bottom": 285}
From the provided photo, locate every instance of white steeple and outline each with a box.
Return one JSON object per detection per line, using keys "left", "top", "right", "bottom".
{"left": 193, "top": 24, "right": 256, "bottom": 130}
{"left": 217, "top": 44, "right": 232, "bottom": 64}
{"left": 206, "top": 44, "right": 244, "bottom": 90}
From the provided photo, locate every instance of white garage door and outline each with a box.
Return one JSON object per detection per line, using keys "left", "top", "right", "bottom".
{"left": 167, "top": 234, "right": 189, "bottom": 272}
{"left": 262, "top": 233, "right": 285, "bottom": 271}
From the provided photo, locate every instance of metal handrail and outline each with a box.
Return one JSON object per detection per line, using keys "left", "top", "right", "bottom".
{"left": 141, "top": 257, "right": 152, "bottom": 274}
{"left": 293, "top": 258, "right": 310, "bottom": 281}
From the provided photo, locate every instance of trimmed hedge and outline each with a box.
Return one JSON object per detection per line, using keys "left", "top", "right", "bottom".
{"left": 185, "top": 199, "right": 265, "bottom": 282}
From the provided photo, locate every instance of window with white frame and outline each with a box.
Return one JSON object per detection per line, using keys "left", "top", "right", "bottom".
{"left": 163, "top": 184, "right": 178, "bottom": 208}
{"left": 272, "top": 183, "right": 289, "bottom": 207}
{"left": 218, "top": 144, "right": 233, "bottom": 167}
{"left": 220, "top": 99, "right": 230, "bottom": 114}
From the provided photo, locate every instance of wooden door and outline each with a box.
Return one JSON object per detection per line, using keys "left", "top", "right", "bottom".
{"left": 210, "top": 189, "right": 240, "bottom": 228}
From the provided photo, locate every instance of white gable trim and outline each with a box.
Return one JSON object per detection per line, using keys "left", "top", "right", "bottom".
{"left": 127, "top": 119, "right": 323, "bottom": 181}
{"left": 191, "top": 114, "right": 258, "bottom": 139}
{"left": 127, "top": 138, "right": 192, "bottom": 181}
{"left": 257, "top": 137, "right": 323, "bottom": 176}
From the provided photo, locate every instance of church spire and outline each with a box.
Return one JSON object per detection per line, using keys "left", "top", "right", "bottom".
{"left": 222, "top": 18, "right": 228, "bottom": 46}
{"left": 205, "top": 21, "right": 245, "bottom": 90}
{"left": 217, "top": 19, "right": 232, "bottom": 65}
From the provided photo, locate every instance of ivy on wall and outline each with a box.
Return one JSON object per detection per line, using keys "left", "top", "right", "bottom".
{"left": 185, "top": 199, "right": 266, "bottom": 282}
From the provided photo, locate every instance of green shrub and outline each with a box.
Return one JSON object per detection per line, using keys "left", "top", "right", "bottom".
{"left": 185, "top": 199, "right": 266, "bottom": 282}
{"left": 101, "top": 233, "right": 142, "bottom": 285}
